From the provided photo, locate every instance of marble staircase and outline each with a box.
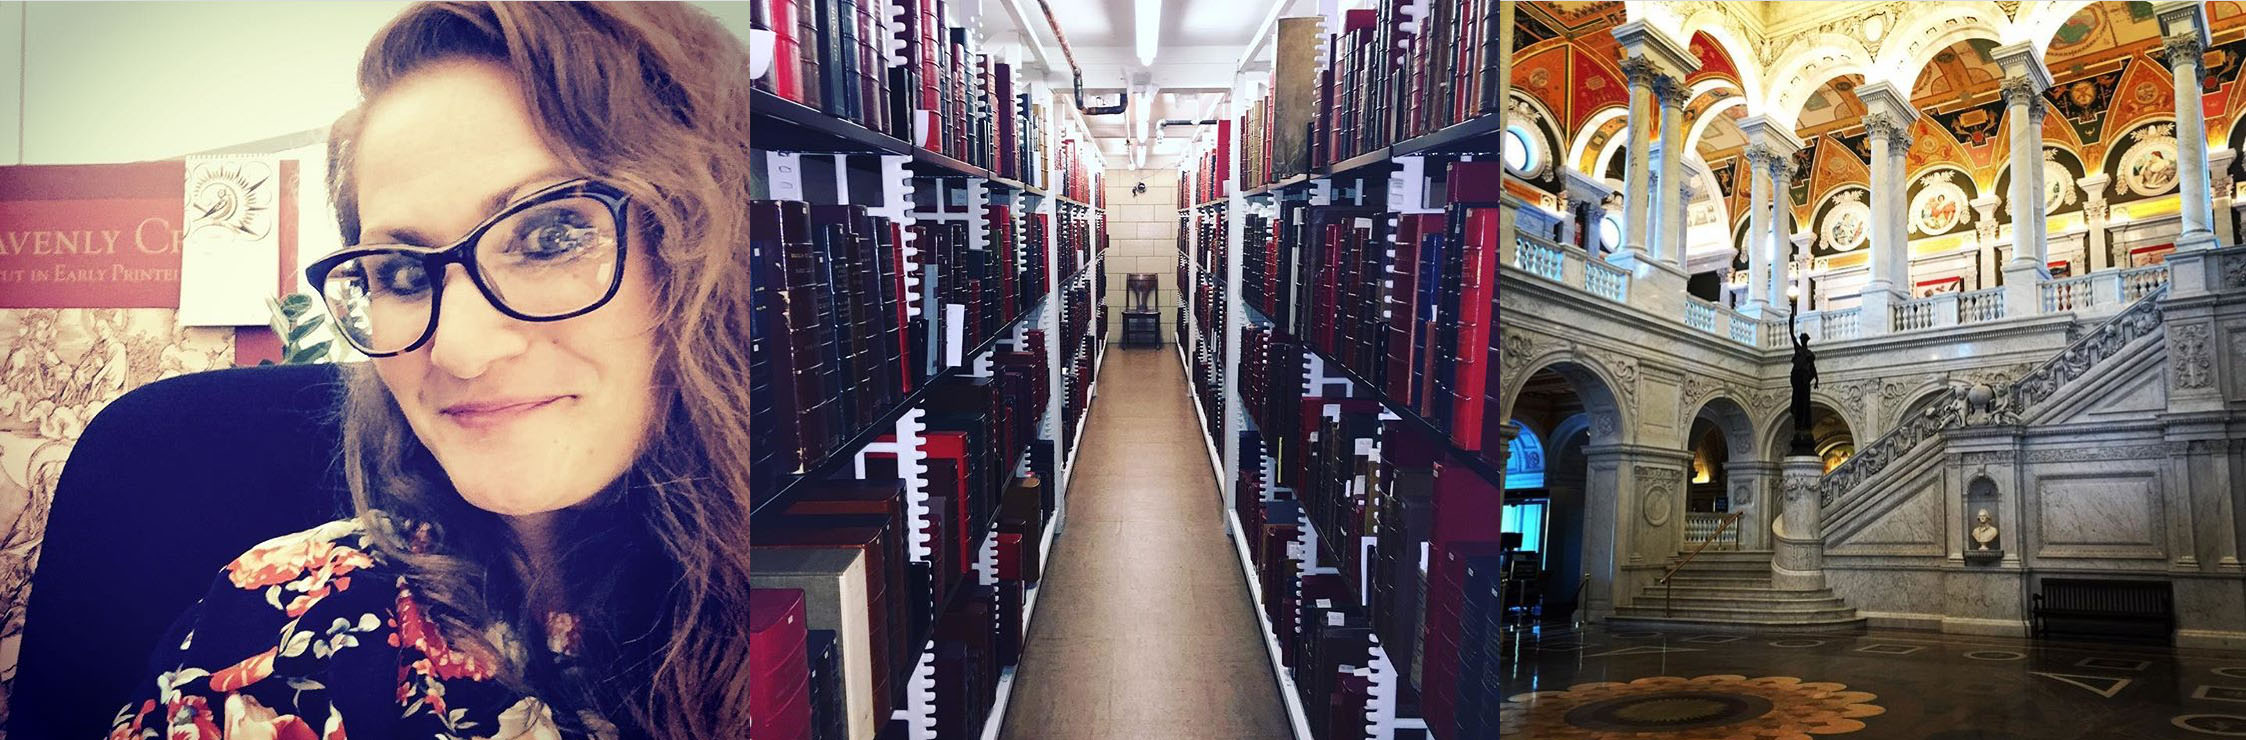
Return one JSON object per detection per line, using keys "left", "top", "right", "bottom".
{"left": 1607, "top": 550, "right": 1869, "bottom": 633}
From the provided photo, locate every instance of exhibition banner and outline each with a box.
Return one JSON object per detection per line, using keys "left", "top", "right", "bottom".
{"left": 0, "top": 162, "right": 186, "bottom": 309}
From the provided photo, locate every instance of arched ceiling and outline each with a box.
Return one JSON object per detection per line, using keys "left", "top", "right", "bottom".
{"left": 1909, "top": 39, "right": 2006, "bottom": 110}
{"left": 1794, "top": 74, "right": 1866, "bottom": 138}
{"left": 2046, "top": 0, "right": 2165, "bottom": 71}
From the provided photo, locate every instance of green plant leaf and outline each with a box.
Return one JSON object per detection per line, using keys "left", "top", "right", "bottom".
{"left": 288, "top": 342, "right": 332, "bottom": 365}
{"left": 286, "top": 320, "right": 322, "bottom": 344}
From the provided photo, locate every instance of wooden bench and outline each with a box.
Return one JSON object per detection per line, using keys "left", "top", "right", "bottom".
{"left": 2032, "top": 578, "right": 2174, "bottom": 643}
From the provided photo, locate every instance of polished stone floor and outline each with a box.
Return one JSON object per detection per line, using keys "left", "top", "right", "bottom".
{"left": 1503, "top": 623, "right": 2246, "bottom": 739}
{"left": 997, "top": 346, "right": 1292, "bottom": 739}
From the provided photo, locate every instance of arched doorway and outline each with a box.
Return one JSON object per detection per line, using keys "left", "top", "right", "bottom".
{"left": 1769, "top": 401, "right": 1858, "bottom": 472}
{"left": 1499, "top": 359, "right": 1630, "bottom": 622}
{"left": 1687, "top": 396, "right": 1766, "bottom": 549}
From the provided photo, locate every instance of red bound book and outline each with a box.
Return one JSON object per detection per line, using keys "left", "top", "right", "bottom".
{"left": 1216, "top": 118, "right": 1232, "bottom": 194}
{"left": 1421, "top": 537, "right": 1502, "bottom": 734}
{"left": 749, "top": 588, "right": 812, "bottom": 740}
{"left": 766, "top": 0, "right": 805, "bottom": 102}
{"left": 1450, "top": 208, "right": 1499, "bottom": 450}
{"left": 923, "top": 430, "right": 974, "bottom": 579}
{"left": 1448, "top": 160, "right": 1506, "bottom": 207}
{"left": 753, "top": 518, "right": 899, "bottom": 726}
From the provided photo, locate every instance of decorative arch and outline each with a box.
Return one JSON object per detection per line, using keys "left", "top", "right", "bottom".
{"left": 1753, "top": 392, "right": 1864, "bottom": 463}
{"left": 1569, "top": 106, "right": 1630, "bottom": 177}
{"left": 1500, "top": 353, "right": 1636, "bottom": 448}
{"left": 1761, "top": 38, "right": 1880, "bottom": 130}
{"left": 1506, "top": 424, "right": 1548, "bottom": 490}
{"left": 1684, "top": 88, "right": 1748, "bottom": 154}
{"left": 1688, "top": 395, "right": 1760, "bottom": 464}
{"left": 1878, "top": 2, "right": 2013, "bottom": 97}
{"left": 2017, "top": 0, "right": 2101, "bottom": 57}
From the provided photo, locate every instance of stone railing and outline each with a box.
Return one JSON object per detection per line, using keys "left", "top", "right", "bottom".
{"left": 2041, "top": 273, "right": 2098, "bottom": 313}
{"left": 1959, "top": 288, "right": 2005, "bottom": 324}
{"left": 1816, "top": 284, "right": 2171, "bottom": 507}
{"left": 1684, "top": 512, "right": 1740, "bottom": 550}
{"left": 1509, "top": 233, "right": 1629, "bottom": 305}
{"left": 2120, "top": 263, "right": 2170, "bottom": 303}
{"left": 1685, "top": 300, "right": 1716, "bottom": 332}
{"left": 1893, "top": 299, "right": 1937, "bottom": 332}
{"left": 1818, "top": 307, "right": 1863, "bottom": 341}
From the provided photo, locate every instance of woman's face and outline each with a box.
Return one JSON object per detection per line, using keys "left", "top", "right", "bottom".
{"left": 352, "top": 59, "right": 662, "bottom": 519}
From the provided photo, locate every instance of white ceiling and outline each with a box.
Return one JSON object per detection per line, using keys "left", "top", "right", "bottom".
{"left": 1049, "top": 0, "right": 1303, "bottom": 168}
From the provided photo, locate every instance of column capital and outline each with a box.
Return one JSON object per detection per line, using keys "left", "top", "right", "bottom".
{"left": 1738, "top": 114, "right": 1805, "bottom": 157}
{"left": 1743, "top": 144, "right": 1778, "bottom": 169}
{"left": 2026, "top": 96, "right": 2048, "bottom": 125}
{"left": 2000, "top": 75, "right": 2044, "bottom": 108}
{"left": 1619, "top": 56, "right": 1662, "bottom": 87}
{"left": 1864, "top": 112, "right": 1901, "bottom": 142}
{"left": 2165, "top": 35, "right": 2207, "bottom": 68}
{"left": 1654, "top": 74, "right": 1687, "bottom": 109}
{"left": 1992, "top": 42, "right": 2053, "bottom": 92}
{"left": 1855, "top": 80, "right": 1921, "bottom": 126}
{"left": 2155, "top": 1, "right": 2213, "bottom": 47}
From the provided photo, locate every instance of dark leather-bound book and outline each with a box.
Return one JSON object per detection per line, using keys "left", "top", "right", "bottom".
{"left": 749, "top": 588, "right": 812, "bottom": 740}
{"left": 780, "top": 204, "right": 840, "bottom": 465}
{"left": 1420, "top": 539, "right": 1501, "bottom": 735}
{"left": 751, "top": 202, "right": 801, "bottom": 494}
{"left": 783, "top": 482, "right": 912, "bottom": 692}
{"left": 994, "top": 580, "right": 1025, "bottom": 666}
{"left": 811, "top": 222, "right": 863, "bottom": 431}
{"left": 853, "top": 0, "right": 884, "bottom": 133}
{"left": 1455, "top": 552, "right": 1504, "bottom": 738}
{"left": 805, "top": 629, "right": 845, "bottom": 740}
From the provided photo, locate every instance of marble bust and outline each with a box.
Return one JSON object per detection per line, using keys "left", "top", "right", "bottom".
{"left": 1971, "top": 509, "right": 2000, "bottom": 551}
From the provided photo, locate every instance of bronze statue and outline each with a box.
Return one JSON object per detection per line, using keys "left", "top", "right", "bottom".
{"left": 1787, "top": 308, "right": 1819, "bottom": 456}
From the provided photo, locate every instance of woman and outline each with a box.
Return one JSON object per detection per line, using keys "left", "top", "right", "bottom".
{"left": 108, "top": 4, "right": 756, "bottom": 738}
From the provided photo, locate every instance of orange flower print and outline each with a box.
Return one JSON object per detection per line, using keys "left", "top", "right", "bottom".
{"left": 209, "top": 647, "right": 279, "bottom": 692}
{"left": 108, "top": 699, "right": 157, "bottom": 740}
{"left": 226, "top": 520, "right": 363, "bottom": 591}
{"left": 223, "top": 693, "right": 320, "bottom": 740}
{"left": 389, "top": 586, "right": 497, "bottom": 682}
{"left": 164, "top": 694, "right": 221, "bottom": 740}
{"left": 280, "top": 539, "right": 374, "bottom": 616}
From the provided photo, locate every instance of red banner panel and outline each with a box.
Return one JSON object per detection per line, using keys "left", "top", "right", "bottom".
{"left": 0, "top": 162, "right": 187, "bottom": 308}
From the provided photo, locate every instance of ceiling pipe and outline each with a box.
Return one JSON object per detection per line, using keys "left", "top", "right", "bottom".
{"left": 1030, "top": 0, "right": 1129, "bottom": 116}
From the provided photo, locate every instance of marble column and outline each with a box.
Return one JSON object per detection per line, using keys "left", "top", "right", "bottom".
{"left": 1558, "top": 195, "right": 1581, "bottom": 249}
{"left": 1772, "top": 455, "right": 1828, "bottom": 591}
{"left": 1888, "top": 129, "right": 1914, "bottom": 287}
{"left": 1792, "top": 235, "right": 1817, "bottom": 312}
{"left": 1765, "top": 155, "right": 1797, "bottom": 315}
{"left": 1861, "top": 113, "right": 1906, "bottom": 334}
{"left": 1972, "top": 194, "right": 2003, "bottom": 290}
{"left": 1743, "top": 145, "right": 1777, "bottom": 314}
{"left": 2210, "top": 149, "right": 2238, "bottom": 247}
{"left": 2081, "top": 174, "right": 2113, "bottom": 273}
{"left": 1618, "top": 57, "right": 1659, "bottom": 265}
{"left": 1657, "top": 74, "right": 1689, "bottom": 267}
{"left": 2001, "top": 76, "right": 2049, "bottom": 271}
{"left": 2164, "top": 29, "right": 2219, "bottom": 250}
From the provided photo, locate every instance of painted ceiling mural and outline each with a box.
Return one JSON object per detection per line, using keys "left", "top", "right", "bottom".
{"left": 1500, "top": 0, "right": 2246, "bottom": 227}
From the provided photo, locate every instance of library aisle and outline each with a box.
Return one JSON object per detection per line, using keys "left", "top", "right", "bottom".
{"left": 999, "top": 349, "right": 1291, "bottom": 739}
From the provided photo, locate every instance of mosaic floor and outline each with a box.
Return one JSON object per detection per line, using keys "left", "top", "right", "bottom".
{"left": 1502, "top": 625, "right": 2246, "bottom": 739}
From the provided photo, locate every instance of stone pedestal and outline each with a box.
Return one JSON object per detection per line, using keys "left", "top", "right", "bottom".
{"left": 1772, "top": 455, "right": 1827, "bottom": 591}
{"left": 2002, "top": 261, "right": 2049, "bottom": 318}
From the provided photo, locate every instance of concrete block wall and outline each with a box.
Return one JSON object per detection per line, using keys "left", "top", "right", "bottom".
{"left": 1101, "top": 169, "right": 1183, "bottom": 345}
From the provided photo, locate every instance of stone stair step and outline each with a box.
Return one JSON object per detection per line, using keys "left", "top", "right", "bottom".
{"left": 1612, "top": 604, "right": 1861, "bottom": 622}
{"left": 1635, "top": 586, "right": 1836, "bottom": 600}
{"left": 1602, "top": 614, "right": 1869, "bottom": 634}
{"left": 1631, "top": 595, "right": 1851, "bottom": 610}
{"left": 1662, "top": 573, "right": 1778, "bottom": 584}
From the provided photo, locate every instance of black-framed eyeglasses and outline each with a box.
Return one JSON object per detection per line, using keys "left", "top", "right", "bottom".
{"left": 306, "top": 179, "right": 631, "bottom": 357}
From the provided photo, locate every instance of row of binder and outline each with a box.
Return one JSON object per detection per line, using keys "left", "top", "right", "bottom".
{"left": 755, "top": 0, "right": 1052, "bottom": 182}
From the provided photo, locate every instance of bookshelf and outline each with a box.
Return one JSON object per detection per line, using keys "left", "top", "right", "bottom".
{"left": 1169, "top": 2, "right": 1516, "bottom": 737}
{"left": 748, "top": 0, "right": 1110, "bottom": 733}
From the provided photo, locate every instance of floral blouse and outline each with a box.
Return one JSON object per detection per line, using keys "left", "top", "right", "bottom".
{"left": 106, "top": 519, "right": 605, "bottom": 740}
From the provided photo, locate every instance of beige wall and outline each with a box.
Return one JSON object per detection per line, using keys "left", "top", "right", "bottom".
{"left": 1101, "top": 169, "right": 1182, "bottom": 344}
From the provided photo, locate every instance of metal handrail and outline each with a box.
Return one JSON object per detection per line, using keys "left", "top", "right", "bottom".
{"left": 1656, "top": 511, "right": 1743, "bottom": 617}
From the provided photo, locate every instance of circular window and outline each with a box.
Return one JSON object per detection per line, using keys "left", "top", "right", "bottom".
{"left": 1599, "top": 214, "right": 1623, "bottom": 250}
{"left": 1503, "top": 126, "right": 1537, "bottom": 173}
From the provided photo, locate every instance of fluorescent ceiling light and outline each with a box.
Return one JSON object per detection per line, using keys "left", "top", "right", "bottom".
{"left": 1136, "top": 0, "right": 1161, "bottom": 66}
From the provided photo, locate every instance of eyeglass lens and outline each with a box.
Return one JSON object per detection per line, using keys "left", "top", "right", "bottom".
{"left": 319, "top": 196, "right": 620, "bottom": 354}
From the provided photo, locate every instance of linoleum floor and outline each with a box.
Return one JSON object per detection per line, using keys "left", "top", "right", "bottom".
{"left": 997, "top": 345, "right": 1293, "bottom": 739}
